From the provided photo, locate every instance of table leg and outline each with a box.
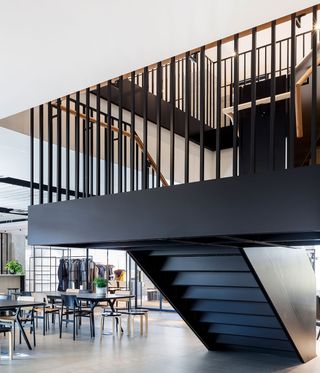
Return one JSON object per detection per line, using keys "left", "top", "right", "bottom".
{"left": 90, "top": 301, "right": 96, "bottom": 338}
{"left": 43, "top": 304, "right": 46, "bottom": 336}
{"left": 15, "top": 311, "right": 32, "bottom": 350}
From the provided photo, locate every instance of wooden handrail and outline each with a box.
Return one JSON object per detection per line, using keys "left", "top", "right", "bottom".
{"left": 51, "top": 103, "right": 169, "bottom": 187}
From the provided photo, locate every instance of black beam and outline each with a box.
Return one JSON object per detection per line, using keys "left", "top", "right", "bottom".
{"left": 29, "top": 166, "right": 320, "bottom": 246}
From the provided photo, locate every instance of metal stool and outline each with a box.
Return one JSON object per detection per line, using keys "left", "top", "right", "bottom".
{"left": 100, "top": 312, "right": 122, "bottom": 340}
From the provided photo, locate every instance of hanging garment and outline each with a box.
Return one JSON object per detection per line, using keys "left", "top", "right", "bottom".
{"left": 57, "top": 259, "right": 69, "bottom": 291}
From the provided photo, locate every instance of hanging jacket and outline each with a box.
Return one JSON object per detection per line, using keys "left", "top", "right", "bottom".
{"left": 57, "top": 259, "right": 69, "bottom": 291}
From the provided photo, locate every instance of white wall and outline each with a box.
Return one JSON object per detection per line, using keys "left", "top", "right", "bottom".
{"left": 0, "top": 0, "right": 317, "bottom": 119}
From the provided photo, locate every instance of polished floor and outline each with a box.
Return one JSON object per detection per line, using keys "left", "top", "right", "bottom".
{"left": 0, "top": 312, "right": 320, "bottom": 373}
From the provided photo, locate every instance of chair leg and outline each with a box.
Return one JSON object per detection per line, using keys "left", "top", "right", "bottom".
{"left": 100, "top": 315, "right": 104, "bottom": 341}
{"left": 317, "top": 328, "right": 320, "bottom": 340}
{"left": 73, "top": 314, "right": 76, "bottom": 341}
{"left": 13, "top": 321, "right": 16, "bottom": 350}
{"left": 59, "top": 310, "right": 63, "bottom": 339}
{"left": 32, "top": 314, "right": 36, "bottom": 347}
{"left": 127, "top": 315, "right": 131, "bottom": 336}
{"left": 145, "top": 313, "right": 148, "bottom": 336}
{"left": 8, "top": 330, "right": 13, "bottom": 360}
{"left": 140, "top": 315, "right": 143, "bottom": 336}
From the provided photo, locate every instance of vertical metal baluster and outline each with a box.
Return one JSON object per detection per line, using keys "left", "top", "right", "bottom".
{"left": 130, "top": 71, "right": 136, "bottom": 192}
{"left": 185, "top": 51, "right": 190, "bottom": 183}
{"left": 104, "top": 115, "right": 107, "bottom": 196}
{"left": 111, "top": 127, "right": 114, "bottom": 194}
{"left": 90, "top": 109, "right": 94, "bottom": 196}
{"left": 75, "top": 92, "right": 80, "bottom": 199}
{"left": 82, "top": 105, "right": 86, "bottom": 197}
{"left": 170, "top": 57, "right": 176, "bottom": 185}
{"left": 107, "top": 81, "right": 112, "bottom": 194}
{"left": 85, "top": 89, "right": 90, "bottom": 197}
{"left": 96, "top": 85, "right": 101, "bottom": 196}
{"left": 66, "top": 96, "right": 70, "bottom": 200}
{"left": 156, "top": 62, "right": 162, "bottom": 188}
{"left": 30, "top": 108, "right": 34, "bottom": 205}
{"left": 205, "top": 58, "right": 210, "bottom": 126}
{"left": 216, "top": 41, "right": 222, "bottom": 179}
{"left": 250, "top": 28, "right": 257, "bottom": 175}
{"left": 57, "top": 98, "right": 62, "bottom": 201}
{"left": 143, "top": 67, "right": 148, "bottom": 189}
{"left": 311, "top": 6, "right": 318, "bottom": 165}
{"left": 48, "top": 102, "right": 53, "bottom": 202}
{"left": 257, "top": 48, "right": 260, "bottom": 82}
{"left": 177, "top": 60, "right": 181, "bottom": 109}
{"left": 224, "top": 59, "right": 227, "bottom": 127}
{"left": 212, "top": 62, "right": 215, "bottom": 129}
{"left": 39, "top": 105, "right": 44, "bottom": 204}
{"left": 270, "top": 20, "right": 276, "bottom": 171}
{"left": 289, "top": 14, "right": 296, "bottom": 169}
{"left": 135, "top": 143, "right": 139, "bottom": 190}
{"left": 118, "top": 76, "right": 123, "bottom": 193}
{"left": 233, "top": 35, "right": 239, "bottom": 177}
{"left": 200, "top": 46, "right": 205, "bottom": 181}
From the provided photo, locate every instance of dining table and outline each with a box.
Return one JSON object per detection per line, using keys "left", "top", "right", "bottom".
{"left": 46, "top": 292, "right": 134, "bottom": 336}
{"left": 0, "top": 300, "right": 45, "bottom": 350}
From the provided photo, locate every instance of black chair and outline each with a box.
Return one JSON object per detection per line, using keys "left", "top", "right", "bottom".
{"left": 316, "top": 296, "right": 320, "bottom": 340}
{"left": 59, "top": 294, "right": 94, "bottom": 341}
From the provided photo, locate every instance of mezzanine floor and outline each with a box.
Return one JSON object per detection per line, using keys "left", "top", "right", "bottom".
{"left": 0, "top": 312, "right": 319, "bottom": 373}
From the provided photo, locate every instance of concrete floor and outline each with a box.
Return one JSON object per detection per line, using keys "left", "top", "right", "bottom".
{"left": 0, "top": 312, "right": 319, "bottom": 373}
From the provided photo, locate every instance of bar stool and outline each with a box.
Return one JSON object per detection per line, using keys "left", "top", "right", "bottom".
{"left": 120, "top": 309, "right": 149, "bottom": 337}
{"left": 100, "top": 312, "right": 122, "bottom": 340}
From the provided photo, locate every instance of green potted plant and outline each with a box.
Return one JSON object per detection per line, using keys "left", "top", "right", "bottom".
{"left": 93, "top": 277, "right": 107, "bottom": 296}
{"left": 5, "top": 259, "right": 23, "bottom": 274}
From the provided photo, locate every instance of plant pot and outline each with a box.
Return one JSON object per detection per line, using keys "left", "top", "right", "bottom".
{"left": 9, "top": 270, "right": 16, "bottom": 275}
{"left": 96, "top": 287, "right": 106, "bottom": 296}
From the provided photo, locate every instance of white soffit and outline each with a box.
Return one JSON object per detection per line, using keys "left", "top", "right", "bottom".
{"left": 0, "top": 0, "right": 318, "bottom": 119}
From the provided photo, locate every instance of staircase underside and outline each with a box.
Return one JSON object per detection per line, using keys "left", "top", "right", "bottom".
{"left": 93, "top": 80, "right": 233, "bottom": 151}
{"left": 129, "top": 245, "right": 315, "bottom": 362}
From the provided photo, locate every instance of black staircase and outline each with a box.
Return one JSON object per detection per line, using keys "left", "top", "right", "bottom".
{"left": 130, "top": 245, "right": 315, "bottom": 362}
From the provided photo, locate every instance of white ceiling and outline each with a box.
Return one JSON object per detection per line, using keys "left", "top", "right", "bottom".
{"left": 0, "top": 0, "right": 318, "bottom": 120}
